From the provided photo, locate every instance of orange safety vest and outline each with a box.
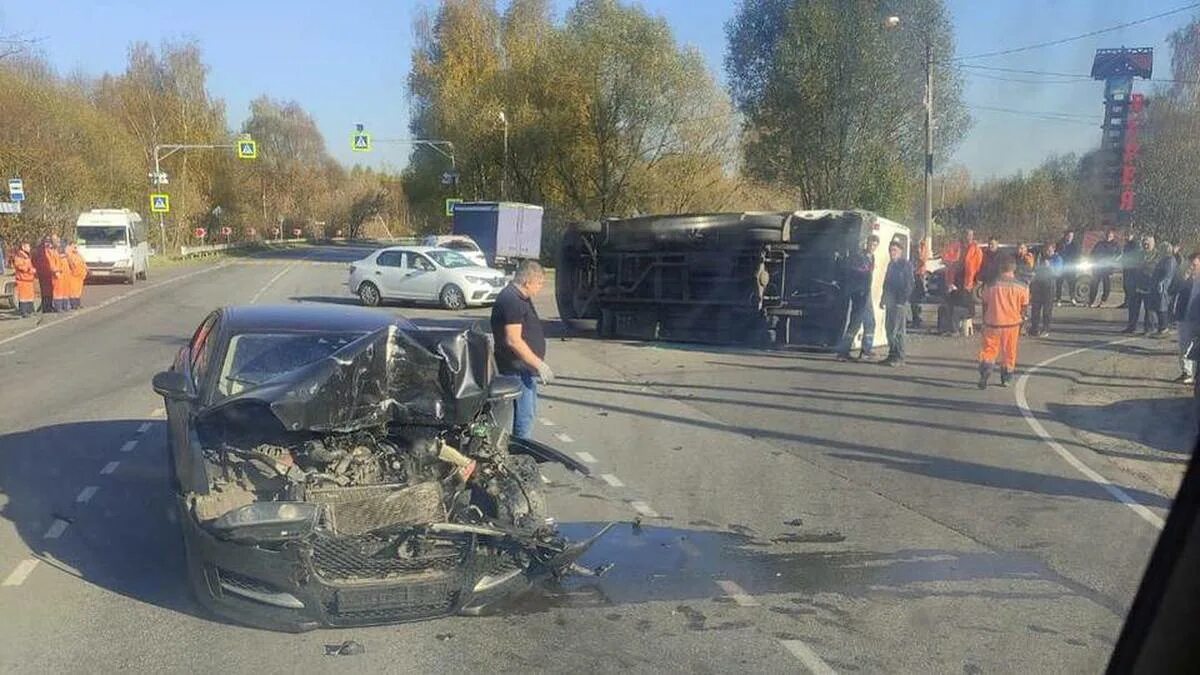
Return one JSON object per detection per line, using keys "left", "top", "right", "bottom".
{"left": 67, "top": 250, "right": 88, "bottom": 298}
{"left": 981, "top": 274, "right": 1030, "bottom": 327}
{"left": 12, "top": 251, "right": 37, "bottom": 301}
{"left": 47, "top": 249, "right": 68, "bottom": 299}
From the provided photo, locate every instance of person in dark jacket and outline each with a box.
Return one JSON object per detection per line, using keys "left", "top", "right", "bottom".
{"left": 1056, "top": 230, "right": 1082, "bottom": 305}
{"left": 1175, "top": 252, "right": 1200, "bottom": 385}
{"left": 978, "top": 237, "right": 1002, "bottom": 286}
{"left": 1149, "top": 241, "right": 1178, "bottom": 336}
{"left": 836, "top": 235, "right": 880, "bottom": 361}
{"left": 1029, "top": 243, "right": 1060, "bottom": 337}
{"left": 1088, "top": 229, "right": 1121, "bottom": 307}
{"left": 1123, "top": 236, "right": 1156, "bottom": 333}
{"left": 1118, "top": 230, "right": 1139, "bottom": 309}
{"left": 880, "top": 240, "right": 915, "bottom": 366}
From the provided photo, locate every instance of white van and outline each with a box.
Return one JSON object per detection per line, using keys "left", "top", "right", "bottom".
{"left": 75, "top": 209, "right": 150, "bottom": 283}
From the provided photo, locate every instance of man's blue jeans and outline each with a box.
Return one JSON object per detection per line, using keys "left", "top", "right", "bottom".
{"left": 513, "top": 372, "right": 538, "bottom": 440}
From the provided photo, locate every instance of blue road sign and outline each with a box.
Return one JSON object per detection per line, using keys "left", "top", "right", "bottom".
{"left": 8, "top": 178, "right": 24, "bottom": 202}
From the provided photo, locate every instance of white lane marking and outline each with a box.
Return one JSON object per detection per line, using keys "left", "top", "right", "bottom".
{"left": 75, "top": 486, "right": 99, "bottom": 503}
{"left": 248, "top": 250, "right": 314, "bottom": 304}
{"left": 539, "top": 418, "right": 557, "bottom": 427}
{"left": 1014, "top": 336, "right": 1165, "bottom": 529}
{"left": 715, "top": 579, "right": 760, "bottom": 607}
{"left": 539, "top": 474, "right": 551, "bottom": 484}
{"left": 630, "top": 500, "right": 659, "bottom": 518}
{"left": 119, "top": 440, "right": 138, "bottom": 453}
{"left": 0, "top": 263, "right": 227, "bottom": 348}
{"left": 780, "top": 639, "right": 837, "bottom": 674}
{"left": 100, "top": 461, "right": 120, "bottom": 475}
{"left": 136, "top": 423, "right": 152, "bottom": 434}
{"left": 43, "top": 520, "right": 69, "bottom": 539}
{"left": 0, "top": 350, "right": 15, "bottom": 356}
{"left": 575, "top": 451, "right": 598, "bottom": 464}
{"left": 600, "top": 473, "right": 625, "bottom": 488}
{"left": 554, "top": 432, "right": 575, "bottom": 444}
{"left": 151, "top": 408, "right": 165, "bottom": 418}
{"left": 2, "top": 560, "right": 39, "bottom": 587}
{"left": 249, "top": 264, "right": 296, "bottom": 304}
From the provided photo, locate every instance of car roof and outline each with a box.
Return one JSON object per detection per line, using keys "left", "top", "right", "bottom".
{"left": 376, "top": 245, "right": 441, "bottom": 254}
{"left": 220, "top": 304, "right": 416, "bottom": 334}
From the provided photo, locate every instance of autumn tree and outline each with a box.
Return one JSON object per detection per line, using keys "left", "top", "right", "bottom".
{"left": 725, "top": 0, "right": 969, "bottom": 220}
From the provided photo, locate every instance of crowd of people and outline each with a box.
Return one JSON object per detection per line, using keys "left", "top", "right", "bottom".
{"left": 4, "top": 234, "right": 88, "bottom": 318}
{"left": 833, "top": 226, "right": 1200, "bottom": 392}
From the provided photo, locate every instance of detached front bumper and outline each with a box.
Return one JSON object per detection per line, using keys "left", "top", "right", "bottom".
{"left": 178, "top": 497, "right": 530, "bottom": 632}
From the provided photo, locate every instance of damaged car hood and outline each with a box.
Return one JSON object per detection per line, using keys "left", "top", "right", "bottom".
{"left": 199, "top": 324, "right": 495, "bottom": 433}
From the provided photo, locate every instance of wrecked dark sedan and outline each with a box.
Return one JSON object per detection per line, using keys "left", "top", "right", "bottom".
{"left": 152, "top": 304, "right": 608, "bottom": 632}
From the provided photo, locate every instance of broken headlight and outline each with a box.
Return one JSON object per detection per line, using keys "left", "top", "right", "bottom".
{"left": 210, "top": 501, "right": 320, "bottom": 542}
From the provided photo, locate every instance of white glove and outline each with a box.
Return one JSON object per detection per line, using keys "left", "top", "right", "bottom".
{"left": 536, "top": 361, "right": 555, "bottom": 385}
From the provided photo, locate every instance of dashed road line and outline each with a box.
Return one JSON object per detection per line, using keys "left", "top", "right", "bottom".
{"left": 137, "top": 422, "right": 152, "bottom": 434}
{"left": 539, "top": 418, "right": 557, "bottom": 427}
{"left": 715, "top": 579, "right": 760, "bottom": 607}
{"left": 600, "top": 473, "right": 625, "bottom": 488}
{"left": 575, "top": 451, "right": 598, "bottom": 464}
{"left": 249, "top": 251, "right": 314, "bottom": 304}
{"left": 119, "top": 440, "right": 138, "bottom": 453}
{"left": 630, "top": 500, "right": 659, "bottom": 518}
{"left": 2, "top": 560, "right": 39, "bottom": 587}
{"left": 779, "top": 639, "right": 837, "bottom": 674}
{"left": 1014, "top": 336, "right": 1164, "bottom": 530}
{"left": 554, "top": 432, "right": 575, "bottom": 444}
{"left": 75, "top": 486, "right": 99, "bottom": 503}
{"left": 100, "top": 461, "right": 120, "bottom": 475}
{"left": 43, "top": 520, "right": 69, "bottom": 539}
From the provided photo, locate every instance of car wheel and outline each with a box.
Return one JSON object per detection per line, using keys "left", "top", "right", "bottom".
{"left": 1073, "top": 276, "right": 1094, "bottom": 305}
{"left": 138, "top": 268, "right": 148, "bottom": 280}
{"left": 358, "top": 281, "right": 381, "bottom": 307}
{"left": 440, "top": 284, "right": 466, "bottom": 310}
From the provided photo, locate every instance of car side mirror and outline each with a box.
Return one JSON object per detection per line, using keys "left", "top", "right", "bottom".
{"left": 153, "top": 370, "right": 194, "bottom": 401}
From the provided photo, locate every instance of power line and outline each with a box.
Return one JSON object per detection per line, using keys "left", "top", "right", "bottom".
{"left": 955, "top": 2, "right": 1200, "bottom": 61}
{"left": 962, "top": 70, "right": 1093, "bottom": 85}
{"left": 967, "top": 104, "right": 1103, "bottom": 126}
{"left": 961, "top": 63, "right": 1200, "bottom": 85}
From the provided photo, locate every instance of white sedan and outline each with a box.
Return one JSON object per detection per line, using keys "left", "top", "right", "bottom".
{"left": 348, "top": 246, "right": 508, "bottom": 310}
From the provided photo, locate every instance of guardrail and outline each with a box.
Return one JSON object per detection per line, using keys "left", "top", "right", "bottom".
{"left": 178, "top": 238, "right": 307, "bottom": 258}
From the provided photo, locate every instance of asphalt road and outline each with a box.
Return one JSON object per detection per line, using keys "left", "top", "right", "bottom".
{"left": 0, "top": 244, "right": 1186, "bottom": 673}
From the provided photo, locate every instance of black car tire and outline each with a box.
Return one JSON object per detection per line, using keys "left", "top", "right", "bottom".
{"left": 358, "top": 281, "right": 381, "bottom": 307}
{"left": 440, "top": 284, "right": 466, "bottom": 310}
{"left": 1073, "top": 275, "right": 1094, "bottom": 305}
{"left": 557, "top": 221, "right": 602, "bottom": 330}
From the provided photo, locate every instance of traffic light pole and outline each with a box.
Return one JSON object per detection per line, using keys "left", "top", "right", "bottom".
{"left": 151, "top": 142, "right": 244, "bottom": 253}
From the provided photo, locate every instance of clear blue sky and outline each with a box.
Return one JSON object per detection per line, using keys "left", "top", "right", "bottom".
{"left": 1, "top": 0, "right": 1194, "bottom": 181}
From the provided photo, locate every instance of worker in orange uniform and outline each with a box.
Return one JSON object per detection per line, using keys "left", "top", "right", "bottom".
{"left": 941, "top": 229, "right": 984, "bottom": 292}
{"left": 42, "top": 238, "right": 67, "bottom": 313}
{"left": 11, "top": 242, "right": 37, "bottom": 318}
{"left": 910, "top": 238, "right": 930, "bottom": 328}
{"left": 977, "top": 256, "right": 1030, "bottom": 389}
{"left": 65, "top": 242, "right": 88, "bottom": 310}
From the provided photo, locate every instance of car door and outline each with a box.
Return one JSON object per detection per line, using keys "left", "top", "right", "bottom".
{"left": 165, "top": 311, "right": 219, "bottom": 493}
{"left": 403, "top": 252, "right": 444, "bottom": 300}
{"left": 372, "top": 250, "right": 408, "bottom": 298}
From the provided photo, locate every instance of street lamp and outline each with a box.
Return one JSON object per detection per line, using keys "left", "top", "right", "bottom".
{"left": 497, "top": 110, "right": 509, "bottom": 201}
{"left": 884, "top": 15, "right": 933, "bottom": 255}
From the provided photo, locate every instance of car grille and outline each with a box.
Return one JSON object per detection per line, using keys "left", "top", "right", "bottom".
{"left": 324, "top": 571, "right": 463, "bottom": 625}
{"left": 311, "top": 534, "right": 465, "bottom": 582}
{"left": 86, "top": 261, "right": 115, "bottom": 268}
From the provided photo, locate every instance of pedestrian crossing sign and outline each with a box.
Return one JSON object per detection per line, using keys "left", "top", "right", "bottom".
{"left": 445, "top": 198, "right": 463, "bottom": 216}
{"left": 150, "top": 193, "right": 170, "bottom": 213}
{"left": 237, "top": 140, "right": 257, "bottom": 159}
{"left": 352, "top": 132, "right": 372, "bottom": 152}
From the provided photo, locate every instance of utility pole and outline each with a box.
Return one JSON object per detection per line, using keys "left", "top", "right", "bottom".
{"left": 924, "top": 38, "right": 934, "bottom": 256}
{"left": 498, "top": 111, "right": 509, "bottom": 201}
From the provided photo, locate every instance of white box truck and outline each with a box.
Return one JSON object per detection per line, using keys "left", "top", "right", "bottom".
{"left": 75, "top": 209, "right": 149, "bottom": 284}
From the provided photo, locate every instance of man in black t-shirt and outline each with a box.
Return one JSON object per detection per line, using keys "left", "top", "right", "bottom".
{"left": 490, "top": 260, "right": 554, "bottom": 439}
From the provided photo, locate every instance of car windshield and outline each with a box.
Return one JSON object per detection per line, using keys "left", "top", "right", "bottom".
{"left": 216, "top": 331, "right": 365, "bottom": 397}
{"left": 425, "top": 249, "right": 474, "bottom": 268}
{"left": 76, "top": 226, "right": 128, "bottom": 246}
{"left": 442, "top": 240, "right": 479, "bottom": 253}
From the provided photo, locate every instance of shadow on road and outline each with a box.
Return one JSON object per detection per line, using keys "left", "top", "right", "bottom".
{"left": 0, "top": 420, "right": 208, "bottom": 622}
{"left": 1047, "top": 397, "right": 1197, "bottom": 458}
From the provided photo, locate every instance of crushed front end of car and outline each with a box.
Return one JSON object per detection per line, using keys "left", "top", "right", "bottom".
{"left": 178, "top": 324, "right": 609, "bottom": 631}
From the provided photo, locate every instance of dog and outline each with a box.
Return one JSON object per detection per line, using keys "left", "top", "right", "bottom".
{"left": 957, "top": 317, "right": 974, "bottom": 337}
